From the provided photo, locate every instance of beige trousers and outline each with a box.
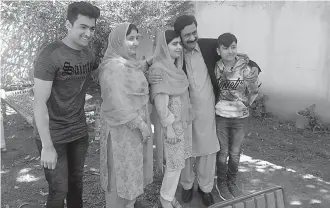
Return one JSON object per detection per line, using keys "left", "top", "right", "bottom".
{"left": 160, "top": 167, "right": 181, "bottom": 201}
{"left": 180, "top": 153, "right": 216, "bottom": 193}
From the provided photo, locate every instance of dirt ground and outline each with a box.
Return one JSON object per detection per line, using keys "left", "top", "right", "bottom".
{"left": 1, "top": 84, "right": 330, "bottom": 207}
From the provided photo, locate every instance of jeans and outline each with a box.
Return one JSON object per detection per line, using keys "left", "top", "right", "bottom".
{"left": 215, "top": 116, "right": 247, "bottom": 182}
{"left": 36, "top": 135, "right": 89, "bottom": 208}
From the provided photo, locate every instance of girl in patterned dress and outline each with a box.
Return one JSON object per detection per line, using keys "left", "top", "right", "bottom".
{"left": 150, "top": 30, "right": 193, "bottom": 208}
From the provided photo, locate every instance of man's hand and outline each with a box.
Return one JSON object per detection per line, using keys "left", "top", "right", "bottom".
{"left": 146, "top": 70, "right": 163, "bottom": 85}
{"left": 40, "top": 146, "right": 57, "bottom": 169}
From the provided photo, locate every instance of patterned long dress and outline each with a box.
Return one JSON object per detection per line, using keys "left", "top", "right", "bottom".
{"left": 100, "top": 104, "right": 153, "bottom": 200}
{"left": 163, "top": 95, "right": 192, "bottom": 170}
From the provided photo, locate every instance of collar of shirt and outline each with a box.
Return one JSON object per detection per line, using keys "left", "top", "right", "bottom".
{"left": 184, "top": 42, "right": 201, "bottom": 55}
{"left": 216, "top": 56, "right": 239, "bottom": 71}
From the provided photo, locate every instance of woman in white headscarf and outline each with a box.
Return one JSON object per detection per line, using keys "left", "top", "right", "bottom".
{"left": 150, "top": 30, "right": 193, "bottom": 208}
{"left": 98, "top": 23, "right": 153, "bottom": 208}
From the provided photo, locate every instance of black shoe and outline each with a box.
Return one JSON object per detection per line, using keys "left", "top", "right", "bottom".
{"left": 197, "top": 186, "right": 214, "bottom": 207}
{"left": 215, "top": 181, "right": 234, "bottom": 201}
{"left": 227, "top": 180, "right": 243, "bottom": 197}
{"left": 182, "top": 187, "right": 193, "bottom": 203}
{"left": 135, "top": 200, "right": 146, "bottom": 208}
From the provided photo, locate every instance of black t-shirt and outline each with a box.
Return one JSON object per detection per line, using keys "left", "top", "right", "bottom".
{"left": 34, "top": 41, "right": 97, "bottom": 143}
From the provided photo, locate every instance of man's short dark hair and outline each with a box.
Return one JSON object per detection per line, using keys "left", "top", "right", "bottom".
{"left": 174, "top": 15, "right": 198, "bottom": 34}
{"left": 217, "top": 33, "right": 237, "bottom": 48}
{"left": 67, "top": 1, "right": 100, "bottom": 25}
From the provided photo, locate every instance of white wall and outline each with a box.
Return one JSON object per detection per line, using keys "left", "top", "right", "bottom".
{"left": 194, "top": 1, "right": 330, "bottom": 122}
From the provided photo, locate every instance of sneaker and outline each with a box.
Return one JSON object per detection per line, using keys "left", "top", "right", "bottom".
{"left": 227, "top": 180, "right": 243, "bottom": 197}
{"left": 215, "top": 181, "right": 234, "bottom": 201}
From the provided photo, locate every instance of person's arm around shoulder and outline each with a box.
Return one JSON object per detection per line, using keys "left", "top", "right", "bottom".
{"left": 146, "top": 61, "right": 163, "bottom": 85}
{"left": 236, "top": 53, "right": 261, "bottom": 74}
{"left": 140, "top": 56, "right": 153, "bottom": 74}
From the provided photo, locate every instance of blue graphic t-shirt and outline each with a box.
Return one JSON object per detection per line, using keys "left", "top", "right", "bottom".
{"left": 34, "top": 41, "right": 97, "bottom": 143}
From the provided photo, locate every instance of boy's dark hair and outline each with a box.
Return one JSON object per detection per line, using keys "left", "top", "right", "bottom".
{"left": 67, "top": 1, "right": 100, "bottom": 25}
{"left": 165, "top": 30, "right": 180, "bottom": 45}
{"left": 217, "top": 33, "right": 237, "bottom": 48}
{"left": 126, "top": 24, "right": 139, "bottom": 36}
{"left": 174, "top": 15, "right": 198, "bottom": 34}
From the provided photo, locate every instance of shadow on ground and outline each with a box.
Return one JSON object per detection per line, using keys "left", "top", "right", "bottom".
{"left": 172, "top": 154, "right": 330, "bottom": 208}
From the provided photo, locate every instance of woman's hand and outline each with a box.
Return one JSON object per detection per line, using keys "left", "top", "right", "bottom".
{"left": 146, "top": 56, "right": 153, "bottom": 67}
{"left": 165, "top": 125, "right": 180, "bottom": 144}
{"left": 141, "top": 130, "right": 152, "bottom": 143}
{"left": 139, "top": 122, "right": 152, "bottom": 143}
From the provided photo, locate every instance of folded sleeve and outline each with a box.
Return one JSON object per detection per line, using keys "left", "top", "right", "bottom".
{"left": 34, "top": 45, "right": 58, "bottom": 81}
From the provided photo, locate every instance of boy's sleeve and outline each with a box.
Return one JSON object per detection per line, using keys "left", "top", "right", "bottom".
{"left": 248, "top": 60, "right": 261, "bottom": 74}
{"left": 244, "top": 66, "right": 260, "bottom": 106}
{"left": 245, "top": 66, "right": 259, "bottom": 93}
{"left": 34, "top": 46, "right": 58, "bottom": 81}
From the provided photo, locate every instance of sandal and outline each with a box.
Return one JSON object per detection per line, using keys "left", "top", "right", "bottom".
{"left": 171, "top": 198, "right": 182, "bottom": 208}
{"left": 155, "top": 196, "right": 174, "bottom": 208}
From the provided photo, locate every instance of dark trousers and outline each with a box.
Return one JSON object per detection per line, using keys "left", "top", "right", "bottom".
{"left": 36, "top": 135, "right": 89, "bottom": 208}
{"left": 216, "top": 116, "right": 247, "bottom": 182}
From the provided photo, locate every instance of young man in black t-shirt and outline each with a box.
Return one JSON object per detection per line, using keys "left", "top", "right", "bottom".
{"left": 33, "top": 2, "right": 100, "bottom": 207}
